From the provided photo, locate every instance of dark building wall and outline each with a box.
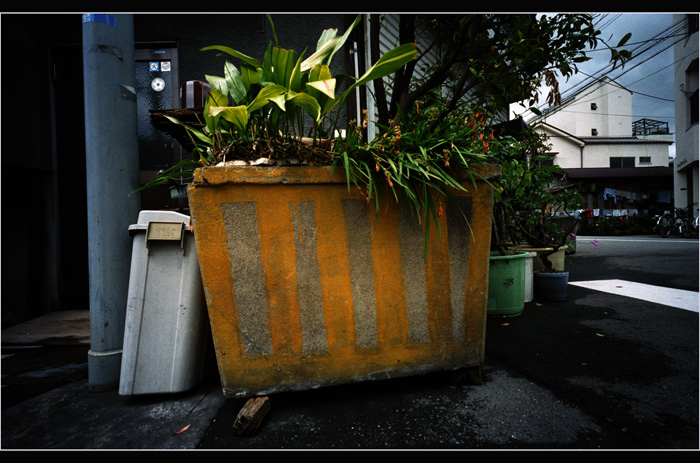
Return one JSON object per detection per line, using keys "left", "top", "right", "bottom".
{"left": 1, "top": 13, "right": 355, "bottom": 327}
{"left": 2, "top": 14, "right": 84, "bottom": 326}
{"left": 133, "top": 14, "right": 349, "bottom": 97}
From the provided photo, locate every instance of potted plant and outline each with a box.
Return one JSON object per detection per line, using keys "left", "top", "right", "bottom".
{"left": 490, "top": 125, "right": 585, "bottom": 302}
{"left": 142, "top": 14, "right": 629, "bottom": 395}
{"left": 148, "top": 15, "right": 503, "bottom": 398}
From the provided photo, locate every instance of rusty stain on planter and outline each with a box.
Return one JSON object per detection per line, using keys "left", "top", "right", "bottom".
{"left": 188, "top": 165, "right": 497, "bottom": 398}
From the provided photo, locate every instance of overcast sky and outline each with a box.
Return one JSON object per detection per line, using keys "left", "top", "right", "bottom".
{"left": 511, "top": 13, "right": 682, "bottom": 155}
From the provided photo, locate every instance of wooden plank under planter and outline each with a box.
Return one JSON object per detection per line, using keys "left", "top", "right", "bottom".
{"left": 188, "top": 165, "right": 497, "bottom": 398}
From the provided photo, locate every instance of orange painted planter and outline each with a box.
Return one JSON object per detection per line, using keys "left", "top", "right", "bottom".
{"left": 187, "top": 165, "right": 497, "bottom": 398}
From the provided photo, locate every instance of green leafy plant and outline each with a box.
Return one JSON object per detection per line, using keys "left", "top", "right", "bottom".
{"left": 368, "top": 14, "right": 632, "bottom": 130}
{"left": 138, "top": 13, "right": 628, "bottom": 262}
{"left": 344, "top": 13, "right": 630, "bottom": 257}
{"left": 332, "top": 90, "right": 500, "bottom": 256}
{"left": 146, "top": 14, "right": 416, "bottom": 180}
{"left": 490, "top": 126, "right": 584, "bottom": 270}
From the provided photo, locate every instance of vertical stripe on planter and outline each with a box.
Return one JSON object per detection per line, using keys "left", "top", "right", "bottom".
{"left": 290, "top": 200, "right": 328, "bottom": 354}
{"left": 398, "top": 204, "right": 430, "bottom": 344}
{"left": 221, "top": 201, "right": 273, "bottom": 356}
{"left": 341, "top": 198, "right": 379, "bottom": 347}
{"left": 447, "top": 197, "right": 473, "bottom": 339}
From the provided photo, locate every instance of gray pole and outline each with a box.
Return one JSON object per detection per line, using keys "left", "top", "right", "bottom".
{"left": 82, "top": 14, "right": 140, "bottom": 392}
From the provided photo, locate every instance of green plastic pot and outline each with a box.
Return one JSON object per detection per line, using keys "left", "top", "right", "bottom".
{"left": 487, "top": 251, "right": 529, "bottom": 317}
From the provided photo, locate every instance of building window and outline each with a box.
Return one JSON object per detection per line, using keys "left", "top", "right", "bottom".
{"left": 610, "top": 157, "right": 635, "bottom": 168}
{"left": 591, "top": 103, "right": 597, "bottom": 110}
{"left": 688, "top": 14, "right": 699, "bottom": 34}
{"left": 686, "top": 58, "right": 698, "bottom": 126}
{"left": 639, "top": 156, "right": 651, "bottom": 164}
{"left": 591, "top": 128, "right": 598, "bottom": 136}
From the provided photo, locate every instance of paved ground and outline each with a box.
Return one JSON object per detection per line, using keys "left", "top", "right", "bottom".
{"left": 1, "top": 235, "right": 698, "bottom": 450}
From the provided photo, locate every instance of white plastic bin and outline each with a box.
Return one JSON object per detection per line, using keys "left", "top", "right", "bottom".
{"left": 119, "top": 210, "right": 209, "bottom": 395}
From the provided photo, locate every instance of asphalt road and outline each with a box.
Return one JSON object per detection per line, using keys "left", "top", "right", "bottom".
{"left": 2, "top": 235, "right": 698, "bottom": 450}
{"left": 568, "top": 235, "right": 699, "bottom": 292}
{"left": 195, "top": 235, "right": 699, "bottom": 449}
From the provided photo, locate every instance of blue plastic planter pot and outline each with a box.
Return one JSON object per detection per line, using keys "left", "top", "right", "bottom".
{"left": 533, "top": 271, "right": 570, "bottom": 301}
{"left": 488, "top": 251, "right": 529, "bottom": 317}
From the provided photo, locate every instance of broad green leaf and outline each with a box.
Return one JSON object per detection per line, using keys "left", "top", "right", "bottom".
{"left": 285, "top": 91, "right": 321, "bottom": 122}
{"left": 271, "top": 47, "right": 298, "bottom": 89}
{"left": 204, "top": 88, "right": 227, "bottom": 133}
{"left": 308, "top": 63, "right": 333, "bottom": 82}
{"left": 301, "top": 37, "right": 341, "bottom": 72}
{"left": 306, "top": 78, "right": 336, "bottom": 99}
{"left": 247, "top": 84, "right": 288, "bottom": 113}
{"left": 359, "top": 43, "right": 418, "bottom": 84}
{"left": 200, "top": 45, "right": 262, "bottom": 70}
{"left": 207, "top": 88, "right": 229, "bottom": 107}
{"left": 268, "top": 93, "right": 287, "bottom": 112}
{"left": 300, "top": 14, "right": 361, "bottom": 71}
{"left": 260, "top": 42, "right": 274, "bottom": 84}
{"left": 240, "top": 63, "right": 260, "bottom": 90}
{"left": 207, "top": 105, "right": 248, "bottom": 132}
{"left": 224, "top": 61, "right": 248, "bottom": 104}
{"left": 205, "top": 74, "right": 228, "bottom": 96}
{"left": 325, "top": 14, "right": 361, "bottom": 65}
{"left": 288, "top": 54, "right": 305, "bottom": 93}
{"left": 306, "top": 64, "right": 336, "bottom": 110}
{"left": 315, "top": 27, "right": 338, "bottom": 51}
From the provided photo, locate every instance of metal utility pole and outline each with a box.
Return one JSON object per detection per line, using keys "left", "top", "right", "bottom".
{"left": 82, "top": 13, "right": 140, "bottom": 391}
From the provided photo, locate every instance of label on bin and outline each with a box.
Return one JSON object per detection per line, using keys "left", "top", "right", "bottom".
{"left": 146, "top": 222, "right": 184, "bottom": 241}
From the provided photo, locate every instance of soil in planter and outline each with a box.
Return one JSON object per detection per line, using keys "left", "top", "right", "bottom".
{"left": 214, "top": 138, "right": 336, "bottom": 167}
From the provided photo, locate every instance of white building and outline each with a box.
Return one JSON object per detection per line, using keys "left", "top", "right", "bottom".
{"left": 532, "top": 77, "right": 672, "bottom": 169}
{"left": 673, "top": 13, "right": 699, "bottom": 217}
{"left": 528, "top": 77, "right": 674, "bottom": 214}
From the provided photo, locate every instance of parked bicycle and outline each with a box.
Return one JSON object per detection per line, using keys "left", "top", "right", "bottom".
{"left": 656, "top": 203, "right": 698, "bottom": 238}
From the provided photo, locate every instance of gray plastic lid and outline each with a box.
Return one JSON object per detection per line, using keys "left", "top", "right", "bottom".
{"left": 129, "top": 210, "right": 191, "bottom": 234}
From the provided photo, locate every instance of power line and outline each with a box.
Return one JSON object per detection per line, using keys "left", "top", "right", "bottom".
{"left": 537, "top": 14, "right": 682, "bottom": 101}
{"left": 594, "top": 13, "right": 622, "bottom": 32}
{"left": 539, "top": 107, "right": 674, "bottom": 120}
{"left": 524, "top": 15, "right": 687, "bottom": 122}
{"left": 558, "top": 17, "right": 684, "bottom": 102}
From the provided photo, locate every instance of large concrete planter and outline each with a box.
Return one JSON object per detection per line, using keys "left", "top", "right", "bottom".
{"left": 187, "top": 165, "right": 497, "bottom": 398}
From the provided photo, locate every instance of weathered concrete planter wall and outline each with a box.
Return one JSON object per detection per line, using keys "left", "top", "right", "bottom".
{"left": 188, "top": 165, "right": 497, "bottom": 398}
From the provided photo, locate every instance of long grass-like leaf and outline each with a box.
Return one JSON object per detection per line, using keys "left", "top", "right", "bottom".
{"left": 337, "top": 43, "right": 417, "bottom": 109}
{"left": 163, "top": 115, "right": 213, "bottom": 146}
{"left": 130, "top": 158, "right": 200, "bottom": 195}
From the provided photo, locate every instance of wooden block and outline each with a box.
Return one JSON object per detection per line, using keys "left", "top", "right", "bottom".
{"left": 233, "top": 396, "right": 272, "bottom": 436}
